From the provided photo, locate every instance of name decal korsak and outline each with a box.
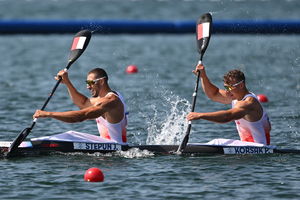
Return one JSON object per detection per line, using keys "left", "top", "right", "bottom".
{"left": 73, "top": 142, "right": 121, "bottom": 151}
{"left": 223, "top": 146, "right": 274, "bottom": 154}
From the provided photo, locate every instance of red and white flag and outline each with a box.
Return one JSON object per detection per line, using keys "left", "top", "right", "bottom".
{"left": 197, "top": 22, "right": 210, "bottom": 40}
{"left": 71, "top": 36, "right": 86, "bottom": 50}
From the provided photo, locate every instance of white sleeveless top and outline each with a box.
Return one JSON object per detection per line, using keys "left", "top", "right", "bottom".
{"left": 95, "top": 91, "right": 128, "bottom": 144}
{"left": 232, "top": 93, "right": 271, "bottom": 145}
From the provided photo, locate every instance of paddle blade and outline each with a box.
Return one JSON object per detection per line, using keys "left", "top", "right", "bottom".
{"left": 6, "top": 128, "right": 31, "bottom": 157}
{"left": 196, "top": 13, "right": 212, "bottom": 60}
{"left": 68, "top": 29, "right": 92, "bottom": 67}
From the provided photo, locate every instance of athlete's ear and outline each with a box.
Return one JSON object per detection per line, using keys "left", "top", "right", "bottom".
{"left": 100, "top": 78, "right": 106, "bottom": 85}
{"left": 239, "top": 81, "right": 245, "bottom": 89}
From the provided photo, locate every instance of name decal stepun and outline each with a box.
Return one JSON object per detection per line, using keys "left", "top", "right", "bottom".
{"left": 73, "top": 142, "right": 121, "bottom": 151}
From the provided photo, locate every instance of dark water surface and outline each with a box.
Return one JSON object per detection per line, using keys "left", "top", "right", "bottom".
{"left": 1, "top": 0, "right": 300, "bottom": 199}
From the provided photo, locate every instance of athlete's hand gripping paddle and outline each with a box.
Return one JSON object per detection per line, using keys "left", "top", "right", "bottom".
{"left": 6, "top": 30, "right": 92, "bottom": 157}
{"left": 177, "top": 13, "right": 212, "bottom": 153}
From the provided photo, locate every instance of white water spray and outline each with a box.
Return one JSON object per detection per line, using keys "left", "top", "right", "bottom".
{"left": 146, "top": 92, "right": 191, "bottom": 145}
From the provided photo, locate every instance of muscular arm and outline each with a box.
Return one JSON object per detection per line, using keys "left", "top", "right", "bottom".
{"left": 34, "top": 106, "right": 104, "bottom": 123}
{"left": 33, "top": 94, "right": 121, "bottom": 123}
{"left": 187, "top": 108, "right": 246, "bottom": 123}
{"left": 195, "top": 64, "right": 231, "bottom": 104}
{"left": 64, "top": 79, "right": 91, "bottom": 109}
{"left": 56, "top": 70, "right": 91, "bottom": 109}
{"left": 187, "top": 100, "right": 253, "bottom": 123}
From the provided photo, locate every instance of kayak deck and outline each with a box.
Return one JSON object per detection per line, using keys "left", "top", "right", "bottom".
{"left": 2, "top": 131, "right": 300, "bottom": 157}
{"left": 1, "top": 140, "right": 300, "bottom": 158}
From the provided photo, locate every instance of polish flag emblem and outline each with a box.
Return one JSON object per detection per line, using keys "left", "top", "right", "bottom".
{"left": 71, "top": 36, "right": 87, "bottom": 50}
{"left": 197, "top": 22, "right": 210, "bottom": 40}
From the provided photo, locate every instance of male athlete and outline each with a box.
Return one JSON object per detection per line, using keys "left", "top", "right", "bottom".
{"left": 33, "top": 68, "right": 127, "bottom": 144}
{"left": 186, "top": 64, "right": 271, "bottom": 145}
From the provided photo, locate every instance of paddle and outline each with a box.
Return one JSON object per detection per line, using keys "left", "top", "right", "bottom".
{"left": 6, "top": 29, "right": 92, "bottom": 157}
{"left": 177, "top": 13, "right": 212, "bottom": 153}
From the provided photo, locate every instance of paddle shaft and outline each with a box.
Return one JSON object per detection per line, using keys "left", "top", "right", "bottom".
{"left": 177, "top": 59, "right": 202, "bottom": 152}
{"left": 5, "top": 29, "right": 92, "bottom": 158}
{"left": 7, "top": 63, "right": 71, "bottom": 155}
{"left": 32, "top": 60, "right": 73, "bottom": 122}
{"left": 37, "top": 64, "right": 71, "bottom": 113}
{"left": 176, "top": 13, "right": 212, "bottom": 153}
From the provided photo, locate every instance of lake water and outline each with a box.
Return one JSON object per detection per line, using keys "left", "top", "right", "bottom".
{"left": 0, "top": 0, "right": 300, "bottom": 199}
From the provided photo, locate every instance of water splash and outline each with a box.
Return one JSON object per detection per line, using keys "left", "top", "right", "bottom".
{"left": 61, "top": 149, "right": 154, "bottom": 159}
{"left": 117, "top": 148, "right": 154, "bottom": 158}
{"left": 146, "top": 91, "right": 191, "bottom": 145}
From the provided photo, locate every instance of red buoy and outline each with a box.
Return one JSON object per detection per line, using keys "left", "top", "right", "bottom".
{"left": 84, "top": 167, "right": 104, "bottom": 182}
{"left": 257, "top": 94, "right": 269, "bottom": 103}
{"left": 126, "top": 65, "right": 138, "bottom": 74}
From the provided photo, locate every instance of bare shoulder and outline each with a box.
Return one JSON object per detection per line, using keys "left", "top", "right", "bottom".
{"left": 105, "top": 92, "right": 119, "bottom": 99}
{"left": 235, "top": 96, "right": 260, "bottom": 110}
{"left": 103, "top": 93, "right": 120, "bottom": 103}
{"left": 95, "top": 93, "right": 121, "bottom": 107}
{"left": 236, "top": 96, "right": 263, "bottom": 121}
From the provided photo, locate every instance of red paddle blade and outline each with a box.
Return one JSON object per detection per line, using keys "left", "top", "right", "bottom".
{"left": 196, "top": 13, "right": 212, "bottom": 59}
{"left": 68, "top": 29, "right": 92, "bottom": 66}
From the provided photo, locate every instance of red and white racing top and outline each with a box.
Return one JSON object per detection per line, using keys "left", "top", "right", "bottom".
{"left": 96, "top": 91, "right": 128, "bottom": 144}
{"left": 232, "top": 93, "right": 271, "bottom": 145}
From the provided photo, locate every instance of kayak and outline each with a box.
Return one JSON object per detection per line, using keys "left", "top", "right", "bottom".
{"left": 1, "top": 131, "right": 300, "bottom": 157}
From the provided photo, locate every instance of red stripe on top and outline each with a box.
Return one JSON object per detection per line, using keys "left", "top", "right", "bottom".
{"left": 71, "top": 37, "right": 80, "bottom": 50}
{"left": 197, "top": 24, "right": 203, "bottom": 40}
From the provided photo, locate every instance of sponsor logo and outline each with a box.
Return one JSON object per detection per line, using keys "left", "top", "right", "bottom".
{"left": 73, "top": 142, "right": 121, "bottom": 151}
{"left": 223, "top": 146, "right": 274, "bottom": 154}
